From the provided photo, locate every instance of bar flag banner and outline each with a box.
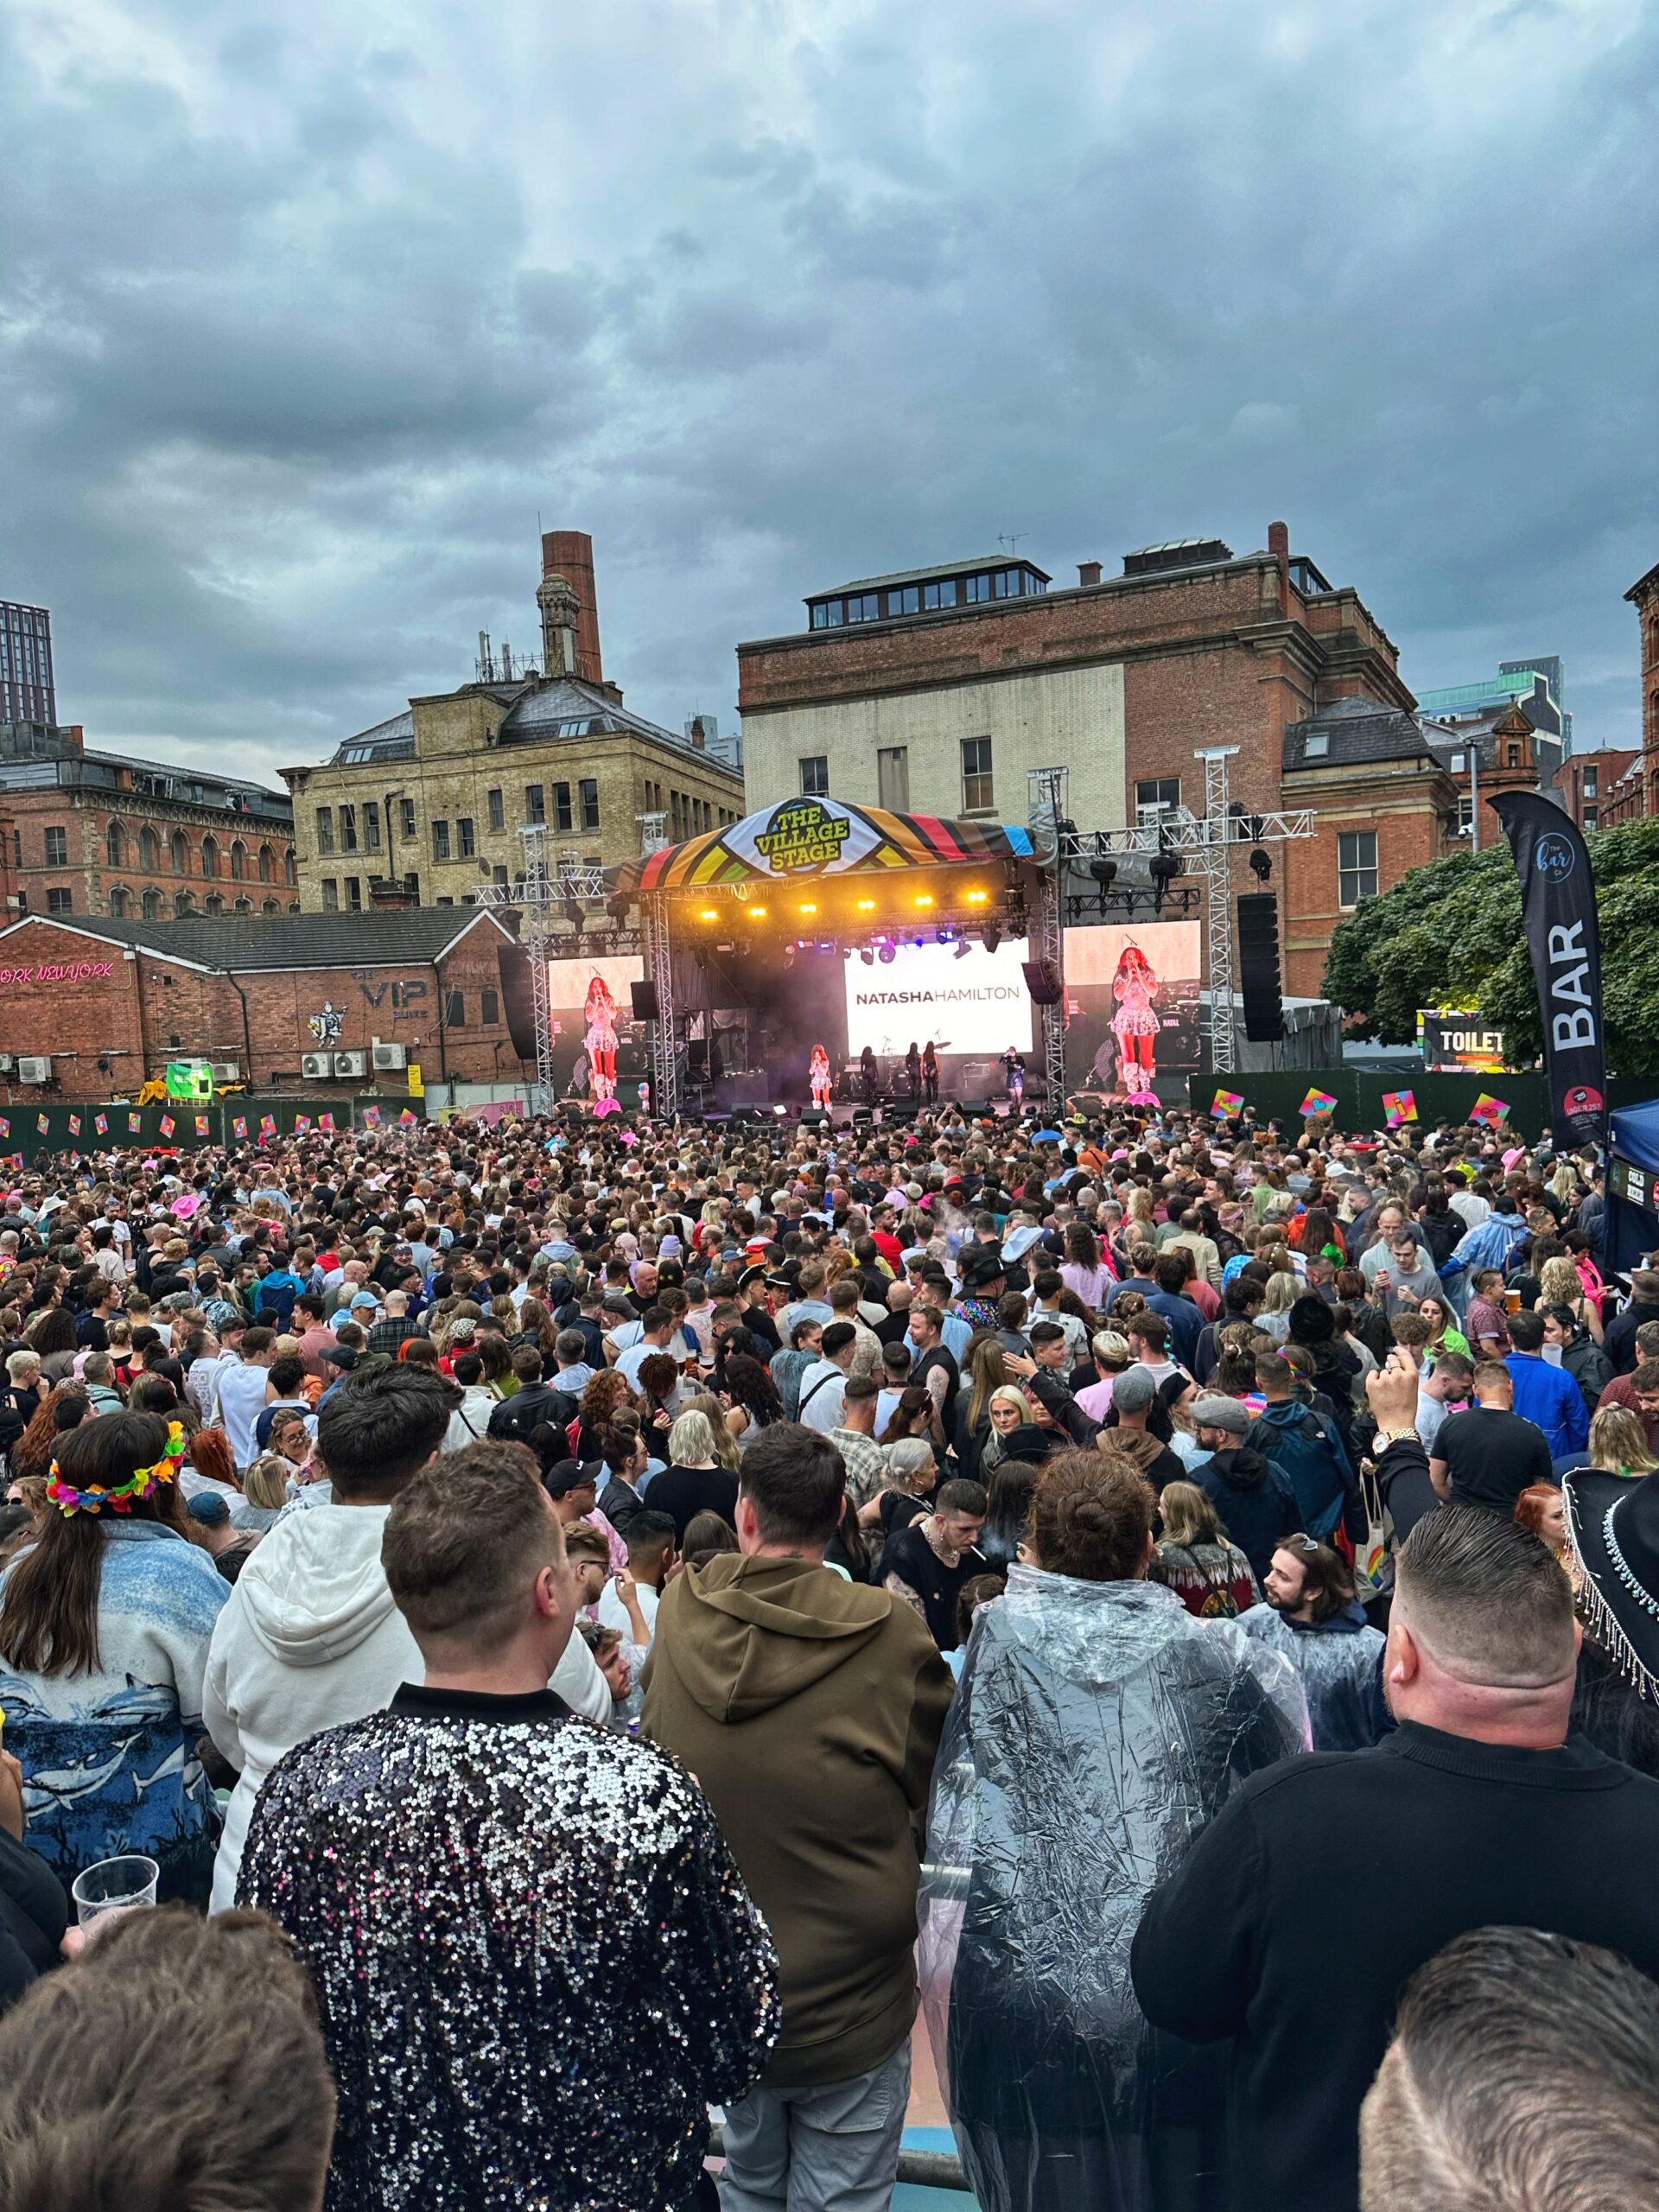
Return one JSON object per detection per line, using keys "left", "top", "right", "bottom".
{"left": 1491, "top": 791, "right": 1607, "bottom": 1153}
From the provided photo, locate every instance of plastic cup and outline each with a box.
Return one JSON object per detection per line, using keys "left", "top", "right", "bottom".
{"left": 72, "top": 1854, "right": 160, "bottom": 1929}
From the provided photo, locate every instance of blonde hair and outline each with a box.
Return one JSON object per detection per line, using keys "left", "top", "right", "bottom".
{"left": 242, "top": 1454, "right": 292, "bottom": 1510}
{"left": 1588, "top": 1407, "right": 1658, "bottom": 1478}
{"left": 667, "top": 1409, "right": 717, "bottom": 1465}
{"left": 1539, "top": 1256, "right": 1584, "bottom": 1310}
{"left": 683, "top": 1393, "right": 740, "bottom": 1472}
{"left": 1158, "top": 1480, "right": 1224, "bottom": 1548}
{"left": 1262, "top": 1271, "right": 1300, "bottom": 1314}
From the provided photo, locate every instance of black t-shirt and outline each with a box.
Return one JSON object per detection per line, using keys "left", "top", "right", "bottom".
{"left": 877, "top": 1522, "right": 987, "bottom": 1649}
{"left": 644, "top": 1464, "right": 741, "bottom": 1545}
{"left": 1434, "top": 1405, "right": 1554, "bottom": 1510}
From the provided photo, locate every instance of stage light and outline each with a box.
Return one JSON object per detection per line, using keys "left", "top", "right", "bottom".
{"left": 563, "top": 898, "right": 584, "bottom": 933}
{"left": 855, "top": 898, "right": 875, "bottom": 912}
{"left": 773, "top": 1104, "right": 788, "bottom": 1116}
{"left": 860, "top": 948, "right": 874, "bottom": 966}
{"left": 878, "top": 944, "right": 896, "bottom": 965}
{"left": 697, "top": 906, "right": 719, "bottom": 922}
{"left": 982, "top": 922, "right": 1001, "bottom": 953}
{"left": 1249, "top": 848, "right": 1272, "bottom": 881}
{"left": 1090, "top": 857, "right": 1118, "bottom": 890}
{"left": 966, "top": 889, "right": 988, "bottom": 905}
{"left": 913, "top": 893, "right": 934, "bottom": 909}
{"left": 606, "top": 891, "right": 632, "bottom": 923}
{"left": 954, "top": 940, "right": 970, "bottom": 960}
{"left": 746, "top": 905, "right": 768, "bottom": 919}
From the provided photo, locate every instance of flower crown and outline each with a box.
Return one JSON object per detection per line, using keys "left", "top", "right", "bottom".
{"left": 47, "top": 1421, "right": 187, "bottom": 1517}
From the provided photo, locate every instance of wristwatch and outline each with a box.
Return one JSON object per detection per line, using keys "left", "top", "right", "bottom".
{"left": 1373, "top": 1428, "right": 1417, "bottom": 1449}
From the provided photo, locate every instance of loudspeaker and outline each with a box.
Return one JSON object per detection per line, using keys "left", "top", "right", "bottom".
{"left": 1021, "top": 959, "right": 1063, "bottom": 1006}
{"left": 497, "top": 943, "right": 538, "bottom": 1062}
{"left": 1237, "top": 893, "right": 1286, "bottom": 1042}
{"left": 686, "top": 1039, "right": 709, "bottom": 1075}
{"left": 631, "top": 980, "right": 660, "bottom": 1022}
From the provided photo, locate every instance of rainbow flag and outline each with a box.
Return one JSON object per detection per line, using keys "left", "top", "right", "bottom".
{"left": 1211, "top": 1088, "right": 1244, "bottom": 1118}
{"left": 1382, "top": 1090, "right": 1417, "bottom": 1126}
{"left": 360, "top": 1105, "right": 381, "bottom": 1127}
{"left": 1471, "top": 1092, "right": 1510, "bottom": 1127}
{"left": 194, "top": 1114, "right": 210, "bottom": 1136}
{"left": 295, "top": 1115, "right": 311, "bottom": 1134}
{"left": 94, "top": 1113, "right": 107, "bottom": 1135}
{"left": 35, "top": 1113, "right": 48, "bottom": 1136}
{"left": 0, "top": 1118, "right": 10, "bottom": 1139}
{"left": 232, "top": 1116, "right": 248, "bottom": 1140}
{"left": 318, "top": 1111, "right": 335, "bottom": 1133}
{"left": 398, "top": 1109, "right": 418, "bottom": 1126}
{"left": 259, "top": 1115, "right": 276, "bottom": 1135}
{"left": 1300, "top": 1088, "right": 1338, "bottom": 1118}
{"left": 158, "top": 1115, "right": 175, "bottom": 1137}
{"left": 128, "top": 1111, "right": 143, "bottom": 1134}
{"left": 67, "top": 1115, "right": 80, "bottom": 1136}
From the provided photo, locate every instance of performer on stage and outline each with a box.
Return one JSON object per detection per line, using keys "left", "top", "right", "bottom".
{"left": 922, "top": 1039, "right": 939, "bottom": 1105}
{"left": 1002, "top": 1046, "right": 1026, "bottom": 1105}
{"left": 860, "top": 1045, "right": 879, "bottom": 1103}
{"left": 906, "top": 1040, "right": 921, "bottom": 1101}
{"left": 1110, "top": 943, "right": 1161, "bottom": 1106}
{"left": 809, "top": 1046, "right": 833, "bottom": 1110}
{"left": 582, "top": 973, "right": 620, "bottom": 1104}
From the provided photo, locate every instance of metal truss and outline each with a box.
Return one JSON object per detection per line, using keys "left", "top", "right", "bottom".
{"left": 1198, "top": 749, "right": 1238, "bottom": 1075}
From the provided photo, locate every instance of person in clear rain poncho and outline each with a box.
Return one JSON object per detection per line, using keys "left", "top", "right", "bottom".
{"left": 920, "top": 1446, "right": 1308, "bottom": 2212}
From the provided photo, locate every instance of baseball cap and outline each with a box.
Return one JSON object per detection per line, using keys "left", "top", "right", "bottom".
{"left": 543, "top": 1459, "right": 599, "bottom": 1500}
{"left": 349, "top": 1291, "right": 380, "bottom": 1311}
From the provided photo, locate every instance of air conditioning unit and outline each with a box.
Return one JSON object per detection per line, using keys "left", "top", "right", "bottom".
{"left": 209, "top": 1059, "right": 240, "bottom": 1082}
{"left": 17, "top": 1057, "right": 51, "bottom": 1084}
{"left": 0, "top": 1054, "right": 13, "bottom": 1073}
{"left": 372, "top": 1043, "right": 408, "bottom": 1071}
{"left": 300, "top": 1052, "right": 333, "bottom": 1082}
{"left": 333, "top": 1050, "right": 368, "bottom": 1078}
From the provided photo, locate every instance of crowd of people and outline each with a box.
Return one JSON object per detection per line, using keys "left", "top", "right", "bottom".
{"left": 0, "top": 1092, "right": 1655, "bottom": 2208}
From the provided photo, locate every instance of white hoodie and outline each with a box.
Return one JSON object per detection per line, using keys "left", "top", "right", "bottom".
{"left": 202, "top": 1500, "right": 611, "bottom": 1913}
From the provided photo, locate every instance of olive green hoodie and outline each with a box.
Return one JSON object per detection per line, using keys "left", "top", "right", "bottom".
{"left": 643, "top": 1553, "right": 953, "bottom": 2088}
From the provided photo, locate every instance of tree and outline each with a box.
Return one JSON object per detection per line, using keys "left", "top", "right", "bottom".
{"left": 1321, "top": 816, "right": 1659, "bottom": 1079}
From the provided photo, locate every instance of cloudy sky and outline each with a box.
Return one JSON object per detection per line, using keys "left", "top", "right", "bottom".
{"left": 3, "top": 0, "right": 1655, "bottom": 791}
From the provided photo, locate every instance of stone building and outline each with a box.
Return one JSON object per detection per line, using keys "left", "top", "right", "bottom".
{"left": 282, "top": 533, "right": 745, "bottom": 913}
{"left": 1622, "top": 559, "right": 1659, "bottom": 822}
{"left": 0, "top": 722, "right": 296, "bottom": 925}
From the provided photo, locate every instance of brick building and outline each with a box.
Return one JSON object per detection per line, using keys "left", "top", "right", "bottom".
{"left": 0, "top": 908, "right": 524, "bottom": 1103}
{"left": 283, "top": 533, "right": 746, "bottom": 915}
{"left": 0, "top": 722, "right": 296, "bottom": 924}
{"left": 1553, "top": 746, "right": 1640, "bottom": 834}
{"left": 1623, "top": 559, "right": 1659, "bottom": 821}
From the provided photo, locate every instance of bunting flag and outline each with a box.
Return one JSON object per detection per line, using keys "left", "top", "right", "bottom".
{"left": 194, "top": 1114, "right": 210, "bottom": 1136}
{"left": 318, "top": 1112, "right": 335, "bottom": 1133}
{"left": 360, "top": 1105, "right": 381, "bottom": 1126}
{"left": 158, "top": 1115, "right": 175, "bottom": 1137}
{"left": 295, "top": 1115, "right": 311, "bottom": 1134}
{"left": 232, "top": 1116, "right": 248, "bottom": 1140}
{"left": 1300, "top": 1088, "right": 1338, "bottom": 1119}
{"left": 93, "top": 1113, "right": 108, "bottom": 1135}
{"left": 35, "top": 1113, "right": 49, "bottom": 1136}
{"left": 1382, "top": 1090, "right": 1417, "bottom": 1126}
{"left": 67, "top": 1115, "right": 81, "bottom": 1136}
{"left": 398, "top": 1109, "right": 418, "bottom": 1126}
{"left": 259, "top": 1115, "right": 276, "bottom": 1135}
{"left": 128, "top": 1111, "right": 143, "bottom": 1134}
{"left": 1471, "top": 1092, "right": 1511, "bottom": 1127}
{"left": 0, "top": 1117, "right": 9, "bottom": 1139}
{"left": 1211, "top": 1088, "right": 1244, "bottom": 1118}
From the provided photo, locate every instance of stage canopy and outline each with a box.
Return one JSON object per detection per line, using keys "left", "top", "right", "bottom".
{"left": 611, "top": 795, "right": 1035, "bottom": 895}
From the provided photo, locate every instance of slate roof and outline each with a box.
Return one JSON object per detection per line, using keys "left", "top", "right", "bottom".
{"left": 329, "top": 709, "right": 416, "bottom": 766}
{"left": 0, "top": 908, "right": 513, "bottom": 975}
{"left": 1283, "top": 696, "right": 1441, "bottom": 772}
{"left": 810, "top": 556, "right": 1052, "bottom": 599}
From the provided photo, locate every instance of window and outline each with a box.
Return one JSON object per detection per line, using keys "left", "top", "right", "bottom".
{"left": 363, "top": 802, "right": 381, "bottom": 853}
{"left": 1584, "top": 809, "right": 1599, "bottom": 831}
{"left": 1303, "top": 730, "right": 1329, "bottom": 760}
{"left": 436, "top": 895, "right": 453, "bottom": 907}
{"left": 230, "top": 839, "right": 246, "bottom": 880}
{"left": 810, "top": 603, "right": 829, "bottom": 629}
{"left": 200, "top": 835, "right": 219, "bottom": 877}
{"left": 846, "top": 593, "right": 880, "bottom": 623}
{"left": 108, "top": 886, "right": 130, "bottom": 918}
{"left": 444, "top": 991, "right": 466, "bottom": 1027}
{"left": 263, "top": 897, "right": 280, "bottom": 915}
{"left": 1135, "top": 778, "right": 1181, "bottom": 825}
{"left": 924, "top": 578, "right": 958, "bottom": 610}
{"left": 877, "top": 747, "right": 911, "bottom": 810}
{"left": 175, "top": 889, "right": 195, "bottom": 917}
{"left": 492, "top": 864, "right": 507, "bottom": 887}
{"left": 44, "top": 825, "right": 67, "bottom": 867}
{"left": 399, "top": 798, "right": 416, "bottom": 840}
{"left": 346, "top": 877, "right": 363, "bottom": 911}
{"left": 887, "top": 586, "right": 920, "bottom": 615}
{"left": 315, "top": 806, "right": 335, "bottom": 855}
{"left": 432, "top": 819, "right": 451, "bottom": 861}
{"left": 257, "top": 844, "right": 272, "bottom": 882}
{"left": 171, "top": 831, "right": 189, "bottom": 873}
{"left": 283, "top": 847, "right": 296, "bottom": 887}
{"left": 487, "top": 787, "right": 505, "bottom": 831}
{"left": 963, "top": 574, "right": 992, "bottom": 602}
{"left": 339, "top": 804, "right": 358, "bottom": 852}
{"left": 141, "top": 827, "right": 161, "bottom": 871}
{"left": 405, "top": 873, "right": 420, "bottom": 905}
{"left": 105, "top": 822, "right": 124, "bottom": 868}
{"left": 233, "top": 896, "right": 251, "bottom": 913}
{"left": 554, "top": 781, "right": 574, "bottom": 831}
{"left": 1453, "top": 798, "right": 1474, "bottom": 835}
{"left": 799, "top": 754, "right": 830, "bottom": 797}
{"left": 994, "top": 568, "right": 1022, "bottom": 598}
{"left": 205, "top": 893, "right": 225, "bottom": 916}
{"left": 480, "top": 987, "right": 499, "bottom": 1026}
{"left": 525, "top": 784, "right": 545, "bottom": 825}
{"left": 579, "top": 779, "right": 600, "bottom": 830}
{"left": 1507, "top": 744, "right": 1522, "bottom": 767}
{"left": 823, "top": 600, "right": 843, "bottom": 626}
{"left": 321, "top": 879, "right": 340, "bottom": 911}
{"left": 458, "top": 817, "right": 475, "bottom": 858}
{"left": 142, "top": 888, "right": 161, "bottom": 920}
{"left": 46, "top": 886, "right": 72, "bottom": 915}
{"left": 1449, "top": 751, "right": 1466, "bottom": 772}
{"left": 1584, "top": 766, "right": 1599, "bottom": 798}
{"left": 961, "top": 737, "right": 994, "bottom": 812}
{"left": 1338, "top": 829, "right": 1378, "bottom": 907}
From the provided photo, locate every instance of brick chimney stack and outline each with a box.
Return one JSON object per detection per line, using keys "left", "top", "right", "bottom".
{"left": 538, "top": 531, "right": 603, "bottom": 684}
{"left": 1077, "top": 561, "right": 1103, "bottom": 588}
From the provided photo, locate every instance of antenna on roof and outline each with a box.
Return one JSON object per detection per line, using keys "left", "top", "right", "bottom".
{"left": 476, "top": 631, "right": 497, "bottom": 683}
{"left": 500, "top": 640, "right": 514, "bottom": 681}
{"left": 998, "top": 531, "right": 1027, "bottom": 559}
